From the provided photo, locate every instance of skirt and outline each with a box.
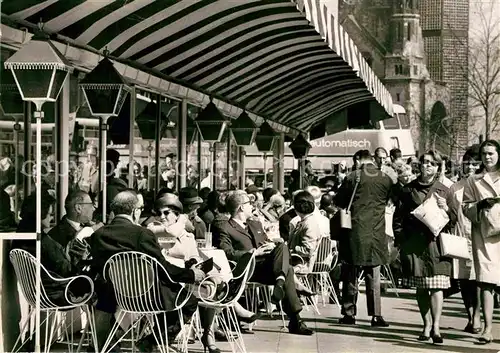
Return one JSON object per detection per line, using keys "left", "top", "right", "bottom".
{"left": 402, "top": 275, "right": 451, "bottom": 289}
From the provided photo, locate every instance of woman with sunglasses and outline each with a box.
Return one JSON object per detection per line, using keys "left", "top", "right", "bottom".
{"left": 462, "top": 140, "right": 500, "bottom": 344}
{"left": 393, "top": 150, "right": 452, "bottom": 344}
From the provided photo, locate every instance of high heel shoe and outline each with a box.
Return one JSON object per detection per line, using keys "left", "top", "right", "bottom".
{"left": 430, "top": 329, "right": 443, "bottom": 344}
{"left": 201, "top": 333, "right": 221, "bottom": 353}
{"left": 239, "top": 312, "right": 262, "bottom": 324}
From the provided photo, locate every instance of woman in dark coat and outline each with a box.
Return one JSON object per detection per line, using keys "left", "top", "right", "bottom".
{"left": 393, "top": 150, "right": 451, "bottom": 344}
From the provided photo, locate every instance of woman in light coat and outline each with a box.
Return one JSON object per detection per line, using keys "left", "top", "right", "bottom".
{"left": 446, "top": 146, "right": 481, "bottom": 333}
{"left": 462, "top": 140, "right": 500, "bottom": 344}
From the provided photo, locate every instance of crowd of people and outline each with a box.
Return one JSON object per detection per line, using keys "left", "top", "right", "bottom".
{"left": 1, "top": 141, "right": 500, "bottom": 352}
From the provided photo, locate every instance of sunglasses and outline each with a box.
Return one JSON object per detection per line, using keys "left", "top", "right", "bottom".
{"left": 421, "top": 159, "right": 438, "bottom": 166}
{"left": 159, "top": 208, "right": 177, "bottom": 217}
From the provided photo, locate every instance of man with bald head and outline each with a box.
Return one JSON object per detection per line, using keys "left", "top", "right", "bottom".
{"left": 89, "top": 190, "right": 205, "bottom": 351}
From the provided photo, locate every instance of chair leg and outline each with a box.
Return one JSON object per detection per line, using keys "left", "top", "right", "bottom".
{"left": 303, "top": 275, "right": 321, "bottom": 315}
{"left": 12, "top": 307, "right": 34, "bottom": 353}
{"left": 324, "top": 273, "right": 341, "bottom": 311}
{"left": 383, "top": 265, "right": 399, "bottom": 297}
{"left": 101, "top": 310, "right": 126, "bottom": 353}
{"left": 148, "top": 313, "right": 169, "bottom": 353}
{"left": 218, "top": 307, "right": 246, "bottom": 353}
{"left": 77, "top": 306, "right": 99, "bottom": 353}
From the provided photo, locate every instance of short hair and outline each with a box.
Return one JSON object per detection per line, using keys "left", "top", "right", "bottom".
{"left": 262, "top": 188, "right": 279, "bottom": 203}
{"left": 390, "top": 148, "right": 402, "bottom": 160}
{"left": 225, "top": 190, "right": 249, "bottom": 216}
{"left": 358, "top": 149, "right": 372, "bottom": 161}
{"left": 64, "top": 190, "right": 90, "bottom": 212}
{"left": 463, "top": 144, "right": 481, "bottom": 162}
{"left": 111, "top": 190, "right": 139, "bottom": 216}
{"left": 394, "top": 162, "right": 412, "bottom": 175}
{"left": 374, "top": 147, "right": 388, "bottom": 156}
{"left": 419, "top": 150, "right": 443, "bottom": 166}
{"left": 293, "top": 191, "right": 315, "bottom": 215}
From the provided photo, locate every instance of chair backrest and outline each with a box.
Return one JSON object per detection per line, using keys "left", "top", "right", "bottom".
{"left": 9, "top": 248, "right": 59, "bottom": 309}
{"left": 104, "top": 251, "right": 192, "bottom": 314}
{"left": 311, "top": 237, "right": 335, "bottom": 273}
{"left": 220, "top": 252, "right": 256, "bottom": 306}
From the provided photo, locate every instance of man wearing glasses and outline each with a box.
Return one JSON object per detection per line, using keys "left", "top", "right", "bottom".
{"left": 48, "top": 190, "right": 97, "bottom": 248}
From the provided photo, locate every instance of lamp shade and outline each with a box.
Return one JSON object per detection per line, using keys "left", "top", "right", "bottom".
{"left": 0, "top": 65, "right": 24, "bottom": 117}
{"left": 194, "top": 101, "right": 228, "bottom": 143}
{"left": 289, "top": 134, "right": 312, "bottom": 159}
{"left": 136, "top": 101, "right": 170, "bottom": 140}
{"left": 4, "top": 33, "right": 73, "bottom": 111}
{"left": 255, "top": 121, "right": 277, "bottom": 152}
{"left": 79, "top": 57, "right": 130, "bottom": 118}
{"left": 231, "top": 111, "right": 257, "bottom": 146}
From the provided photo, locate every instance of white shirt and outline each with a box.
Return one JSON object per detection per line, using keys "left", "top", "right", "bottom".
{"left": 231, "top": 218, "right": 247, "bottom": 230}
{"left": 66, "top": 217, "right": 82, "bottom": 232}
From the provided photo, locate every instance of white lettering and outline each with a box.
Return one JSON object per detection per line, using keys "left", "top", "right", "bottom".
{"left": 309, "top": 139, "right": 372, "bottom": 149}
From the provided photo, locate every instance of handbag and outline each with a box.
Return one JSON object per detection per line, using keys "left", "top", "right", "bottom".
{"left": 339, "top": 170, "right": 361, "bottom": 230}
{"left": 438, "top": 232, "right": 471, "bottom": 260}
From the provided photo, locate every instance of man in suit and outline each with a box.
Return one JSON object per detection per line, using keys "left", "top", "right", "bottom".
{"left": 215, "top": 190, "right": 313, "bottom": 335}
{"left": 334, "top": 149, "right": 393, "bottom": 327}
{"left": 48, "top": 190, "right": 96, "bottom": 248}
{"left": 89, "top": 190, "right": 205, "bottom": 351}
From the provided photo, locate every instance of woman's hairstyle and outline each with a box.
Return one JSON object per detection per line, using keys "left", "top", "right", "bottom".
{"left": 478, "top": 139, "right": 500, "bottom": 171}
{"left": 419, "top": 150, "right": 443, "bottom": 171}
{"left": 17, "top": 189, "right": 55, "bottom": 232}
{"left": 394, "top": 162, "right": 412, "bottom": 176}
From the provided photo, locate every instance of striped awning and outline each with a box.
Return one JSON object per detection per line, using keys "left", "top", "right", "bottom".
{"left": 1, "top": 0, "right": 393, "bottom": 133}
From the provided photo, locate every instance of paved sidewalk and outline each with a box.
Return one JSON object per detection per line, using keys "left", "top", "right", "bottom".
{"left": 208, "top": 290, "right": 500, "bottom": 353}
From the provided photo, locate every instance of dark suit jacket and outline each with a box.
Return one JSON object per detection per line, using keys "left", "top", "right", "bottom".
{"left": 279, "top": 208, "right": 297, "bottom": 242}
{"left": 89, "top": 216, "right": 195, "bottom": 287}
{"left": 48, "top": 216, "right": 78, "bottom": 248}
{"left": 216, "top": 218, "right": 268, "bottom": 262}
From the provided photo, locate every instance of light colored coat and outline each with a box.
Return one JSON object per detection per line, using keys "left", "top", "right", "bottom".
{"left": 462, "top": 172, "right": 500, "bottom": 285}
{"left": 288, "top": 213, "right": 322, "bottom": 267}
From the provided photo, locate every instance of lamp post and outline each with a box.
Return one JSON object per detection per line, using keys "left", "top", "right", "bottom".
{"left": 230, "top": 111, "right": 258, "bottom": 189}
{"left": 255, "top": 121, "right": 277, "bottom": 188}
{"left": 5, "top": 30, "right": 73, "bottom": 353}
{"left": 289, "top": 134, "right": 312, "bottom": 189}
{"left": 79, "top": 55, "right": 130, "bottom": 223}
{"left": 194, "top": 101, "right": 229, "bottom": 190}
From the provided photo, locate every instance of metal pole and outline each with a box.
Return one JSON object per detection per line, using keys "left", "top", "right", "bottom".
{"left": 226, "top": 129, "right": 231, "bottom": 191}
{"left": 197, "top": 131, "right": 202, "bottom": 191}
{"left": 177, "top": 100, "right": 188, "bottom": 190}
{"left": 239, "top": 147, "right": 246, "bottom": 189}
{"left": 211, "top": 143, "right": 216, "bottom": 190}
{"left": 128, "top": 86, "right": 136, "bottom": 189}
{"left": 34, "top": 108, "right": 43, "bottom": 353}
{"left": 101, "top": 118, "right": 109, "bottom": 223}
{"left": 97, "top": 118, "right": 102, "bottom": 207}
{"left": 154, "top": 94, "right": 162, "bottom": 194}
{"left": 263, "top": 153, "right": 267, "bottom": 188}
{"left": 299, "top": 157, "right": 305, "bottom": 189}
{"left": 23, "top": 102, "right": 31, "bottom": 196}
{"left": 14, "top": 120, "right": 20, "bottom": 223}
{"left": 57, "top": 80, "right": 70, "bottom": 218}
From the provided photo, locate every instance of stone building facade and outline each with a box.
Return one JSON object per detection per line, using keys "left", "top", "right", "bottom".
{"left": 338, "top": 0, "right": 466, "bottom": 158}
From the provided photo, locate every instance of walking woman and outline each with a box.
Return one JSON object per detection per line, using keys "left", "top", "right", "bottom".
{"left": 462, "top": 140, "right": 500, "bottom": 344}
{"left": 393, "top": 151, "right": 451, "bottom": 344}
{"left": 446, "top": 145, "right": 482, "bottom": 333}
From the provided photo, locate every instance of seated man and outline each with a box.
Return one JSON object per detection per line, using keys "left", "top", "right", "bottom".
{"left": 48, "top": 190, "right": 100, "bottom": 248}
{"left": 215, "top": 190, "right": 313, "bottom": 335}
{"left": 89, "top": 190, "right": 205, "bottom": 351}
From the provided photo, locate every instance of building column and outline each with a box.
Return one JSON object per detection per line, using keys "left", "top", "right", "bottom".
{"left": 56, "top": 79, "right": 70, "bottom": 218}
{"left": 239, "top": 147, "right": 246, "bottom": 189}
{"left": 177, "top": 99, "right": 188, "bottom": 189}
{"left": 128, "top": 86, "right": 136, "bottom": 188}
{"left": 273, "top": 132, "right": 285, "bottom": 193}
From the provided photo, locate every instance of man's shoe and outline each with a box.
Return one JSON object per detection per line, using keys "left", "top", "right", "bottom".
{"left": 338, "top": 315, "right": 356, "bottom": 325}
{"left": 271, "top": 279, "right": 285, "bottom": 304}
{"left": 288, "top": 320, "right": 314, "bottom": 335}
{"left": 371, "top": 316, "right": 389, "bottom": 327}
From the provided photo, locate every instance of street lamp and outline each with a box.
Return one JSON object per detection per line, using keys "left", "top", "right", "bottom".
{"left": 4, "top": 30, "right": 73, "bottom": 353}
{"left": 79, "top": 55, "right": 130, "bottom": 223}
{"left": 289, "top": 134, "right": 312, "bottom": 189}
{"left": 194, "top": 101, "right": 229, "bottom": 189}
{"left": 230, "top": 111, "right": 258, "bottom": 189}
{"left": 255, "top": 121, "right": 277, "bottom": 188}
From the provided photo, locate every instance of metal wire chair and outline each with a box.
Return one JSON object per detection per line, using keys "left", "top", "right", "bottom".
{"left": 9, "top": 248, "right": 97, "bottom": 353}
{"left": 293, "top": 237, "right": 341, "bottom": 314}
{"left": 197, "top": 252, "right": 256, "bottom": 353}
{"left": 101, "top": 251, "right": 194, "bottom": 353}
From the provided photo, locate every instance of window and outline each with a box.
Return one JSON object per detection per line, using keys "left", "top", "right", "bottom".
{"left": 396, "top": 93, "right": 401, "bottom": 102}
{"left": 399, "top": 113, "right": 411, "bottom": 129}
{"left": 395, "top": 64, "right": 403, "bottom": 75}
{"left": 390, "top": 137, "right": 400, "bottom": 149}
{"left": 407, "top": 22, "right": 412, "bottom": 41}
{"left": 413, "top": 65, "right": 418, "bottom": 75}
{"left": 383, "top": 116, "right": 400, "bottom": 129}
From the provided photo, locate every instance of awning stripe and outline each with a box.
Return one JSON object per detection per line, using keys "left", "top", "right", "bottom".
{"left": 3, "top": 0, "right": 393, "bottom": 133}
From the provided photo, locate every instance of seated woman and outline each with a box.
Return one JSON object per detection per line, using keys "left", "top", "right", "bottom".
{"left": 12, "top": 190, "right": 91, "bottom": 306}
{"left": 145, "top": 193, "right": 258, "bottom": 352}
